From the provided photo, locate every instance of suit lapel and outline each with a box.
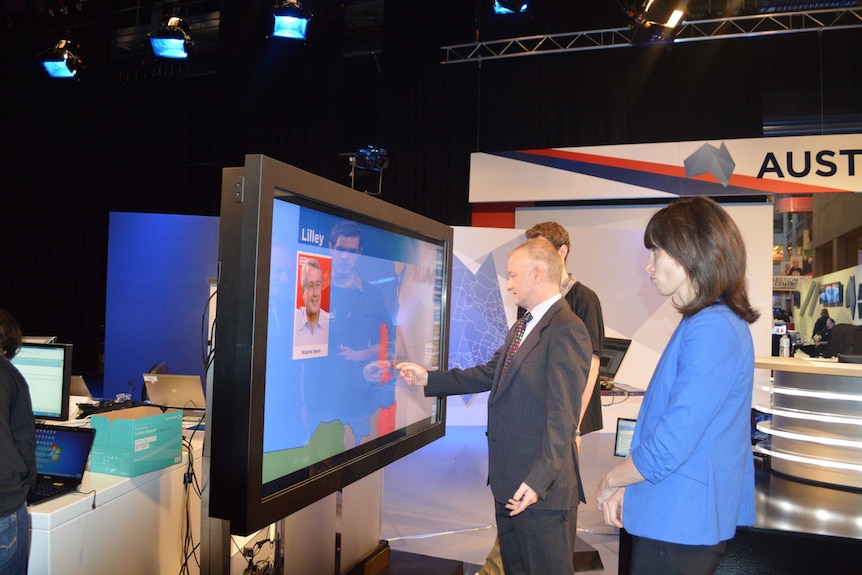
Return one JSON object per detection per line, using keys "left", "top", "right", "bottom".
{"left": 490, "top": 322, "right": 520, "bottom": 403}
{"left": 490, "top": 299, "right": 564, "bottom": 403}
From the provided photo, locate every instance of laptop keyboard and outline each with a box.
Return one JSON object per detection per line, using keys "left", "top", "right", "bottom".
{"left": 31, "top": 482, "right": 68, "bottom": 498}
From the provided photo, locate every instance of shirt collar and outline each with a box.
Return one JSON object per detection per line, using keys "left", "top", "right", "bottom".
{"left": 523, "top": 293, "right": 562, "bottom": 337}
{"left": 560, "top": 273, "right": 576, "bottom": 296}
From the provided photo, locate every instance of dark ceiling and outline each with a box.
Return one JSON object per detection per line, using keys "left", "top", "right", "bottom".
{"left": 4, "top": 0, "right": 857, "bottom": 82}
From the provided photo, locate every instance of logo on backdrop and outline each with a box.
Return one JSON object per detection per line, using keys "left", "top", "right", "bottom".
{"left": 684, "top": 142, "right": 735, "bottom": 187}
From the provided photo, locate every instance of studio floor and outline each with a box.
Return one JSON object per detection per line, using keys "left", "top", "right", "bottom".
{"left": 381, "top": 425, "right": 621, "bottom": 574}
{"left": 380, "top": 424, "right": 862, "bottom": 575}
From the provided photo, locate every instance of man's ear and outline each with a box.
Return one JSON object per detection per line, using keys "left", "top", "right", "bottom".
{"left": 533, "top": 265, "right": 543, "bottom": 283}
{"left": 558, "top": 244, "right": 569, "bottom": 262}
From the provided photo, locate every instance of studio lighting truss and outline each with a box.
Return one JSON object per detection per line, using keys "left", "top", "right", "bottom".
{"left": 493, "top": 0, "right": 529, "bottom": 15}
{"left": 272, "top": 0, "right": 313, "bottom": 40}
{"left": 629, "top": 0, "right": 687, "bottom": 45}
{"left": 37, "top": 39, "right": 83, "bottom": 79}
{"left": 149, "top": 15, "right": 193, "bottom": 59}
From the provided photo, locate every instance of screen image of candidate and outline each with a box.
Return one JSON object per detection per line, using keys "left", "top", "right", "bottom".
{"left": 261, "top": 199, "right": 446, "bottom": 491}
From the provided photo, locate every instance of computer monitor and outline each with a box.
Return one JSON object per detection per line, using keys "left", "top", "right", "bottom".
{"left": 9, "top": 342, "right": 72, "bottom": 421}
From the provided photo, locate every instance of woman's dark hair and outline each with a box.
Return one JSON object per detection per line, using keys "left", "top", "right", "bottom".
{"left": 0, "top": 308, "right": 23, "bottom": 359}
{"left": 644, "top": 197, "right": 760, "bottom": 324}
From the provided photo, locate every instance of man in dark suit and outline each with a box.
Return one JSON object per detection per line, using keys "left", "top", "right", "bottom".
{"left": 397, "top": 238, "right": 592, "bottom": 575}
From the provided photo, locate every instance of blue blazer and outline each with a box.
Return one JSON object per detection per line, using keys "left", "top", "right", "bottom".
{"left": 426, "top": 298, "right": 592, "bottom": 509}
{"left": 624, "top": 303, "right": 756, "bottom": 545}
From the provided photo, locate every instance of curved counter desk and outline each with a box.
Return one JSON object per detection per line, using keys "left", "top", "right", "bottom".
{"left": 755, "top": 356, "right": 862, "bottom": 491}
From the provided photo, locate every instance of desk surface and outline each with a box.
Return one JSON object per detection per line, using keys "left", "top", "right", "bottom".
{"left": 601, "top": 382, "right": 645, "bottom": 397}
{"left": 755, "top": 356, "right": 862, "bottom": 376}
{"left": 29, "top": 427, "right": 203, "bottom": 530}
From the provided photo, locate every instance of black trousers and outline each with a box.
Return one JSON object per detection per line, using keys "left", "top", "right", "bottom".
{"left": 630, "top": 534, "right": 727, "bottom": 575}
{"left": 494, "top": 500, "right": 576, "bottom": 575}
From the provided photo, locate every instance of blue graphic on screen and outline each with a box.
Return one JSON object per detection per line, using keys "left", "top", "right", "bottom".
{"left": 447, "top": 253, "right": 508, "bottom": 370}
{"left": 34, "top": 427, "right": 91, "bottom": 478}
{"left": 262, "top": 199, "right": 445, "bottom": 485}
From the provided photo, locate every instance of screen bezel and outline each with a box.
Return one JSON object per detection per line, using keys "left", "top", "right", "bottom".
{"left": 11, "top": 342, "right": 72, "bottom": 421}
{"left": 210, "top": 155, "right": 452, "bottom": 535}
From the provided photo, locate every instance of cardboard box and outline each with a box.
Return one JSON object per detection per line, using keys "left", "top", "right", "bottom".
{"left": 89, "top": 406, "right": 183, "bottom": 477}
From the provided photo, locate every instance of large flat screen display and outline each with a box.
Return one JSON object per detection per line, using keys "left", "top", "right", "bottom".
{"left": 210, "top": 155, "right": 452, "bottom": 535}
{"left": 10, "top": 343, "right": 72, "bottom": 421}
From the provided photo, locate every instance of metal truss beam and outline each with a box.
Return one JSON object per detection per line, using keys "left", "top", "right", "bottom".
{"left": 440, "top": 8, "right": 862, "bottom": 64}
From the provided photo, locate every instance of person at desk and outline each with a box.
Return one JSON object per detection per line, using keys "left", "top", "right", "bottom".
{"left": 812, "top": 308, "right": 830, "bottom": 339}
{"left": 398, "top": 239, "right": 593, "bottom": 575}
{"left": 596, "top": 197, "right": 759, "bottom": 575}
{"left": 799, "top": 317, "right": 834, "bottom": 357}
{"left": 0, "top": 309, "right": 37, "bottom": 575}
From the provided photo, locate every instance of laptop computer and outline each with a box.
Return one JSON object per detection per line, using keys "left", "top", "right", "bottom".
{"left": 142, "top": 374, "right": 206, "bottom": 412}
{"left": 598, "top": 337, "right": 632, "bottom": 391}
{"left": 28, "top": 423, "right": 96, "bottom": 505}
{"left": 70, "top": 375, "right": 93, "bottom": 400}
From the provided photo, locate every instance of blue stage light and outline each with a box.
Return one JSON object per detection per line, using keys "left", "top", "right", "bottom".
{"left": 37, "top": 40, "right": 81, "bottom": 79}
{"left": 272, "top": 1, "right": 313, "bottom": 40}
{"left": 149, "top": 15, "right": 192, "bottom": 59}
{"left": 493, "top": 0, "right": 528, "bottom": 15}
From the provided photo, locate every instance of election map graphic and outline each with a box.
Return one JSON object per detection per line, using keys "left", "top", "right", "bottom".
{"left": 448, "top": 253, "right": 508, "bottom": 370}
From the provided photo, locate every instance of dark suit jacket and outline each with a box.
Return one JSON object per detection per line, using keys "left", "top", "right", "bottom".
{"left": 425, "top": 298, "right": 592, "bottom": 510}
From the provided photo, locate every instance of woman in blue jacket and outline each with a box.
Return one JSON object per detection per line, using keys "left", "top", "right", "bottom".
{"left": 596, "top": 197, "right": 760, "bottom": 575}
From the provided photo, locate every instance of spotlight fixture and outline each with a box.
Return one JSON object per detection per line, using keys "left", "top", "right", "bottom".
{"left": 629, "top": 0, "right": 686, "bottom": 45}
{"left": 493, "top": 0, "right": 528, "bottom": 15}
{"left": 349, "top": 145, "right": 389, "bottom": 195}
{"left": 36, "top": 39, "right": 82, "bottom": 79}
{"left": 352, "top": 145, "right": 389, "bottom": 172}
{"left": 272, "top": 0, "right": 313, "bottom": 40}
{"left": 149, "top": 15, "right": 193, "bottom": 59}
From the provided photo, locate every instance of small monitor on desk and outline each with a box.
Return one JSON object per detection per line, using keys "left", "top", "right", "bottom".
{"left": 10, "top": 342, "right": 73, "bottom": 421}
{"left": 599, "top": 337, "right": 632, "bottom": 385}
{"left": 614, "top": 418, "right": 637, "bottom": 457}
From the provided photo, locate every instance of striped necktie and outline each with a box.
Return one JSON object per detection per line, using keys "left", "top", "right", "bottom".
{"left": 501, "top": 311, "right": 532, "bottom": 377}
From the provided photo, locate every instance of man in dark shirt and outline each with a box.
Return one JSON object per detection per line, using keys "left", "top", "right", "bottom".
{"left": 524, "top": 222, "right": 605, "bottom": 442}
{"left": 800, "top": 317, "right": 834, "bottom": 357}
{"left": 812, "top": 309, "right": 830, "bottom": 339}
{"left": 0, "top": 309, "right": 37, "bottom": 575}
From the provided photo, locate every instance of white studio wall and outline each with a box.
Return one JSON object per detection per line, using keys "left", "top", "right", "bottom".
{"left": 446, "top": 203, "right": 773, "bottom": 427}
{"left": 517, "top": 202, "right": 775, "bottom": 410}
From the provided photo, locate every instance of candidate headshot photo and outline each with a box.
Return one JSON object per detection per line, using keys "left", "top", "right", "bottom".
{"left": 293, "top": 255, "right": 331, "bottom": 359}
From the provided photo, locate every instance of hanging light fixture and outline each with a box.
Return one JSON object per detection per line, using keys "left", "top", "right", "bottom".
{"left": 36, "top": 39, "right": 83, "bottom": 79}
{"left": 272, "top": 0, "right": 313, "bottom": 40}
{"left": 149, "top": 15, "right": 193, "bottom": 59}
{"left": 493, "top": 0, "right": 528, "bottom": 15}
{"left": 629, "top": 0, "right": 687, "bottom": 45}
